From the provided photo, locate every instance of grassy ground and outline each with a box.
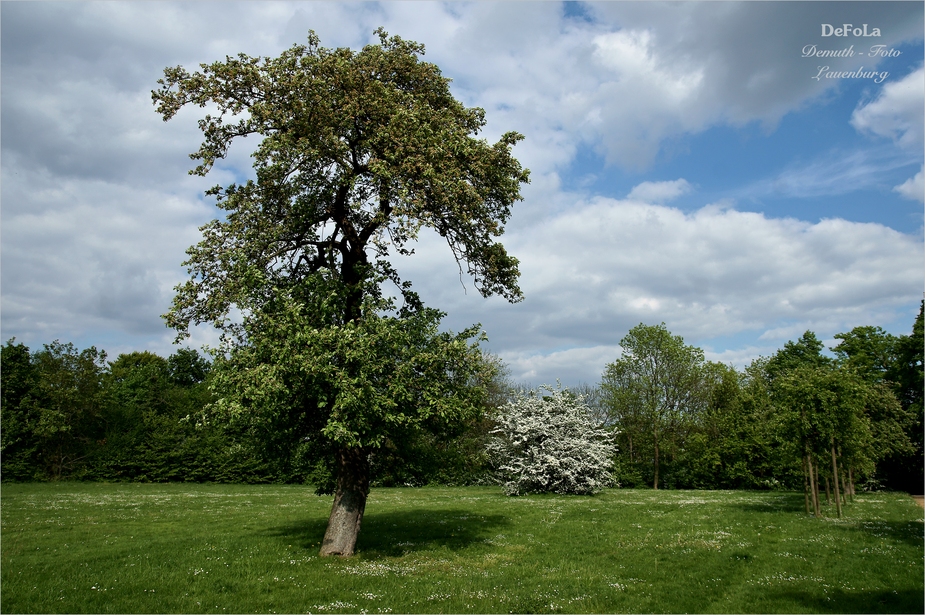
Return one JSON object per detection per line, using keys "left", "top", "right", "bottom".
{"left": 1, "top": 483, "right": 922, "bottom": 614}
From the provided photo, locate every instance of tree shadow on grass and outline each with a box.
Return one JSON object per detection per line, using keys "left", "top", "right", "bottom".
{"left": 263, "top": 508, "right": 511, "bottom": 556}
{"left": 836, "top": 519, "right": 925, "bottom": 549}
{"left": 771, "top": 587, "right": 924, "bottom": 614}
{"left": 725, "top": 494, "right": 924, "bottom": 548}
{"left": 723, "top": 493, "right": 808, "bottom": 514}
{"left": 360, "top": 508, "right": 511, "bottom": 556}
{"left": 262, "top": 517, "right": 329, "bottom": 551}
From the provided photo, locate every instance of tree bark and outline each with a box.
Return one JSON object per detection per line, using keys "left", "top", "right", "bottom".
{"left": 812, "top": 458, "right": 821, "bottom": 517}
{"left": 802, "top": 455, "right": 810, "bottom": 514}
{"left": 807, "top": 452, "right": 820, "bottom": 517}
{"left": 653, "top": 429, "right": 660, "bottom": 490}
{"left": 813, "top": 460, "right": 822, "bottom": 517}
{"left": 830, "top": 438, "right": 842, "bottom": 519}
{"left": 848, "top": 467, "right": 855, "bottom": 500}
{"left": 320, "top": 448, "right": 370, "bottom": 557}
{"left": 840, "top": 467, "right": 849, "bottom": 504}
{"left": 824, "top": 476, "right": 831, "bottom": 506}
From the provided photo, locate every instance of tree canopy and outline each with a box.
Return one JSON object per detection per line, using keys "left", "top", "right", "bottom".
{"left": 153, "top": 28, "right": 528, "bottom": 336}
{"left": 601, "top": 323, "right": 711, "bottom": 489}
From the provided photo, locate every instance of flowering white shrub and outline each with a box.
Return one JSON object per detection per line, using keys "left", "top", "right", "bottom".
{"left": 487, "top": 384, "right": 617, "bottom": 495}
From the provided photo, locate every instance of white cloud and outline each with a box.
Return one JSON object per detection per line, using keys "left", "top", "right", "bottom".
{"left": 627, "top": 179, "right": 692, "bottom": 203}
{"left": 516, "top": 199, "right": 921, "bottom": 335}
{"left": 0, "top": 148, "right": 219, "bottom": 359}
{"left": 581, "top": 1, "right": 923, "bottom": 163}
{"left": 701, "top": 345, "right": 778, "bottom": 370}
{"left": 2, "top": 1, "right": 923, "bottom": 384}
{"left": 399, "top": 196, "right": 922, "bottom": 384}
{"left": 894, "top": 165, "right": 925, "bottom": 203}
{"left": 370, "top": 2, "right": 922, "bottom": 174}
{"left": 850, "top": 65, "right": 925, "bottom": 209}
{"left": 592, "top": 29, "right": 704, "bottom": 104}
{"left": 499, "top": 345, "right": 622, "bottom": 387}
{"left": 851, "top": 66, "right": 925, "bottom": 150}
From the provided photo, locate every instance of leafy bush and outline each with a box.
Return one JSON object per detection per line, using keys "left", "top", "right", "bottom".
{"left": 487, "top": 384, "right": 617, "bottom": 495}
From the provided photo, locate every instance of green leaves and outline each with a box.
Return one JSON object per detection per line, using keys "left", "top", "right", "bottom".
{"left": 155, "top": 29, "right": 528, "bottom": 342}
{"left": 601, "top": 323, "right": 713, "bottom": 489}
{"left": 207, "top": 285, "right": 492, "bottom": 472}
{"left": 776, "top": 366, "right": 866, "bottom": 445}
{"left": 602, "top": 322, "right": 710, "bottom": 427}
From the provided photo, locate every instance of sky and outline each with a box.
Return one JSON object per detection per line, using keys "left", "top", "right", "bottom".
{"left": 2, "top": 1, "right": 923, "bottom": 387}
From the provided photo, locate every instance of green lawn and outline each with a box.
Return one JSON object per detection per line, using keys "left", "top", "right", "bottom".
{"left": 1, "top": 483, "right": 921, "bottom": 613}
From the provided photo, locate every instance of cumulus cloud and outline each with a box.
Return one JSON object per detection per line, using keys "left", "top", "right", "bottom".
{"left": 851, "top": 66, "right": 925, "bottom": 203}
{"left": 500, "top": 345, "right": 622, "bottom": 388}
{"left": 371, "top": 1, "right": 922, "bottom": 173}
{"left": 627, "top": 179, "right": 692, "bottom": 203}
{"left": 396, "top": 196, "right": 923, "bottom": 384}
{"left": 2, "top": 1, "right": 922, "bottom": 384}
{"left": 851, "top": 66, "right": 925, "bottom": 150}
{"left": 0, "top": 158, "right": 208, "bottom": 344}
{"left": 581, "top": 1, "right": 923, "bottom": 164}
{"left": 515, "top": 199, "right": 921, "bottom": 340}
{"left": 894, "top": 165, "right": 924, "bottom": 203}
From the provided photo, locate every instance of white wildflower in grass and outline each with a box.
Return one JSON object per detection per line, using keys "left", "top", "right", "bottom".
{"left": 487, "top": 384, "right": 617, "bottom": 495}
{"left": 311, "top": 601, "right": 356, "bottom": 611}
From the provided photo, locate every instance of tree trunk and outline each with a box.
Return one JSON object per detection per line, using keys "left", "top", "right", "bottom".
{"left": 830, "top": 438, "right": 842, "bottom": 519}
{"left": 807, "top": 453, "right": 820, "bottom": 517}
{"left": 848, "top": 467, "right": 855, "bottom": 499}
{"left": 840, "top": 467, "right": 849, "bottom": 504}
{"left": 813, "top": 460, "right": 822, "bottom": 516}
{"left": 653, "top": 429, "right": 660, "bottom": 490}
{"left": 802, "top": 455, "right": 810, "bottom": 514}
{"left": 320, "top": 448, "right": 370, "bottom": 557}
{"left": 824, "top": 476, "right": 831, "bottom": 506}
{"left": 836, "top": 447, "right": 848, "bottom": 504}
{"left": 813, "top": 459, "right": 821, "bottom": 516}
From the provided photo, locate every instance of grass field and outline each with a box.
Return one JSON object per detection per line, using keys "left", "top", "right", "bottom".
{"left": 1, "top": 483, "right": 922, "bottom": 614}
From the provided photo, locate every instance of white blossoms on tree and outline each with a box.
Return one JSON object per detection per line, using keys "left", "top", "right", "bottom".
{"left": 488, "top": 384, "right": 617, "bottom": 495}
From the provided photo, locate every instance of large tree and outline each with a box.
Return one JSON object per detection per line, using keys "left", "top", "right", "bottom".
{"left": 601, "top": 323, "right": 710, "bottom": 489}
{"left": 888, "top": 303, "right": 924, "bottom": 491}
{"left": 153, "top": 30, "right": 528, "bottom": 556}
{"left": 832, "top": 309, "right": 923, "bottom": 491}
{"left": 13, "top": 341, "right": 109, "bottom": 480}
{"left": 1, "top": 339, "right": 41, "bottom": 480}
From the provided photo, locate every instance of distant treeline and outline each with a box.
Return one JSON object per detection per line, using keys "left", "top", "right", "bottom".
{"left": 588, "top": 303, "right": 923, "bottom": 494}
{"left": 0, "top": 341, "right": 493, "bottom": 486}
{"left": 2, "top": 303, "right": 921, "bottom": 492}
{"left": 1, "top": 344, "right": 268, "bottom": 483}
